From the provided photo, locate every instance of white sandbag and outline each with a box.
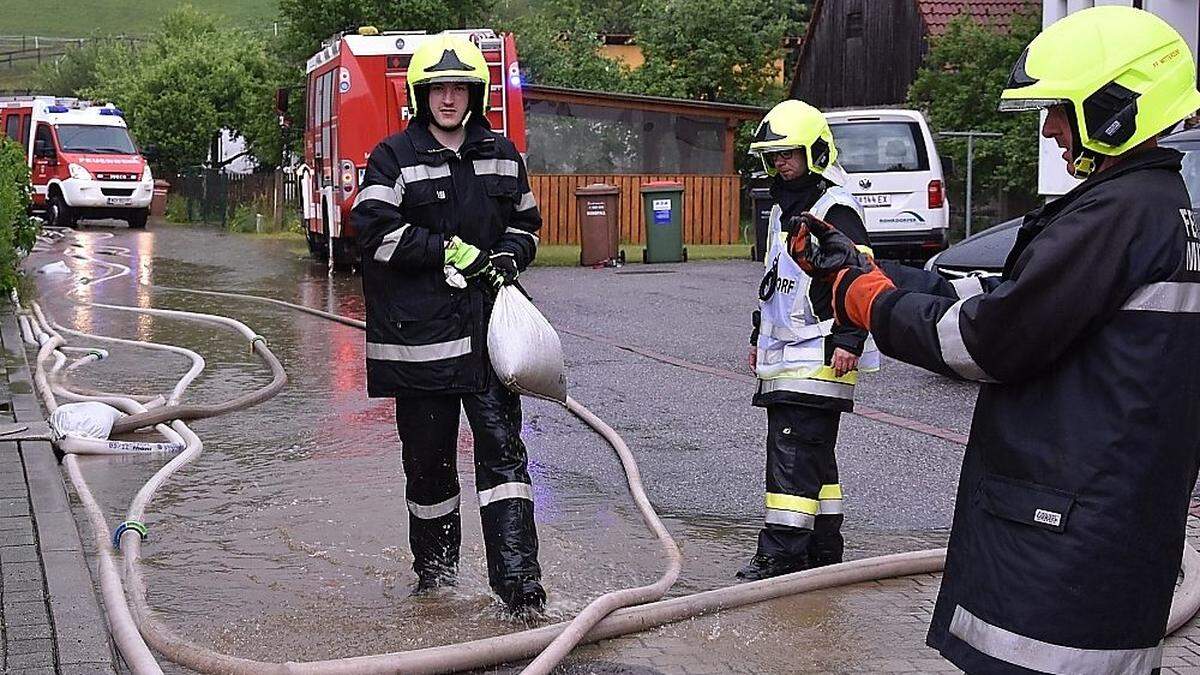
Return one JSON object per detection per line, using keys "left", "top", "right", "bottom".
{"left": 488, "top": 285, "right": 567, "bottom": 403}
{"left": 49, "top": 401, "right": 123, "bottom": 440}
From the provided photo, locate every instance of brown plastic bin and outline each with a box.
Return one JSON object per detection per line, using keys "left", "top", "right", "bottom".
{"left": 150, "top": 179, "right": 171, "bottom": 217}
{"left": 575, "top": 183, "right": 624, "bottom": 266}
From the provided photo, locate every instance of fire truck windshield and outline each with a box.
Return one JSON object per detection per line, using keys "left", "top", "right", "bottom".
{"left": 56, "top": 124, "right": 137, "bottom": 154}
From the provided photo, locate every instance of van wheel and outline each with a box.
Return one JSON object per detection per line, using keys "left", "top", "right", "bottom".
{"left": 127, "top": 209, "right": 148, "bottom": 229}
{"left": 48, "top": 192, "right": 75, "bottom": 228}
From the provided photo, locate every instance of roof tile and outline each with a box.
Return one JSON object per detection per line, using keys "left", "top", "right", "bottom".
{"left": 915, "top": 0, "right": 1038, "bottom": 36}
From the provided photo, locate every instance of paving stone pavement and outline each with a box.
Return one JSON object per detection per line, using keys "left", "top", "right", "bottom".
{"left": 0, "top": 302, "right": 115, "bottom": 674}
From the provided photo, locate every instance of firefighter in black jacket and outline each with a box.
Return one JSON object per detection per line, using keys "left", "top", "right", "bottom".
{"left": 740, "top": 100, "right": 879, "bottom": 581}
{"left": 349, "top": 33, "right": 545, "bottom": 614}
{"left": 795, "top": 7, "right": 1200, "bottom": 673}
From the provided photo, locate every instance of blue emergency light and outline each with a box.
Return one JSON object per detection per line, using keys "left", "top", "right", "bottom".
{"left": 47, "top": 105, "right": 69, "bottom": 113}
{"left": 99, "top": 108, "right": 124, "bottom": 117}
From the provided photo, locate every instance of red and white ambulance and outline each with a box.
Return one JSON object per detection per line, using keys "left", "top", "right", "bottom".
{"left": 301, "top": 28, "right": 527, "bottom": 267}
{"left": 0, "top": 96, "right": 153, "bottom": 228}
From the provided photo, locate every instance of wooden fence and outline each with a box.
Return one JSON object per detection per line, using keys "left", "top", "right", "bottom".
{"left": 529, "top": 174, "right": 741, "bottom": 245}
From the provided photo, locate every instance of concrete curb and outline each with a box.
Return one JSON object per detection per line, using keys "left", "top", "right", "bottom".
{"left": 1, "top": 299, "right": 116, "bottom": 673}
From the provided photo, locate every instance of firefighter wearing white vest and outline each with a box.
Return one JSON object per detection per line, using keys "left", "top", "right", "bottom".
{"left": 738, "top": 99, "right": 880, "bottom": 581}
{"left": 795, "top": 7, "right": 1200, "bottom": 672}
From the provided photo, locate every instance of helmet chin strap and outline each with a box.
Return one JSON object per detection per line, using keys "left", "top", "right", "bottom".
{"left": 1063, "top": 104, "right": 1103, "bottom": 180}
{"left": 431, "top": 110, "right": 470, "bottom": 132}
{"left": 1071, "top": 151, "right": 1100, "bottom": 179}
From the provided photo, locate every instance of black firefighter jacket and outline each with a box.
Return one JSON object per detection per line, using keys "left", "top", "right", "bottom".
{"left": 350, "top": 120, "right": 542, "bottom": 398}
{"left": 871, "top": 147, "right": 1200, "bottom": 674}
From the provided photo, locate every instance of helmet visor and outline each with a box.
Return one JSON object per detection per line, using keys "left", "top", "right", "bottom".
{"left": 998, "top": 97, "right": 1069, "bottom": 113}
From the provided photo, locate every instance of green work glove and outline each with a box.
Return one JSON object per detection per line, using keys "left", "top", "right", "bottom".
{"left": 444, "top": 236, "right": 493, "bottom": 279}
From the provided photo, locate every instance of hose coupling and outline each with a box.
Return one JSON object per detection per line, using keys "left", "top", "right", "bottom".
{"left": 250, "top": 335, "right": 267, "bottom": 351}
{"left": 112, "top": 520, "right": 148, "bottom": 550}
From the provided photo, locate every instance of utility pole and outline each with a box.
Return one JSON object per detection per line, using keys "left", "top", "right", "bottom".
{"left": 938, "top": 131, "right": 1002, "bottom": 238}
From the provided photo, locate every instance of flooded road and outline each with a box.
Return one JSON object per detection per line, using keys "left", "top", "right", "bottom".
{"left": 24, "top": 222, "right": 957, "bottom": 672}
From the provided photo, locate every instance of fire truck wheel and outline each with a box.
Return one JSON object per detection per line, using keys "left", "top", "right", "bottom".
{"left": 127, "top": 210, "right": 148, "bottom": 229}
{"left": 306, "top": 230, "right": 328, "bottom": 260}
{"left": 48, "top": 192, "right": 75, "bottom": 228}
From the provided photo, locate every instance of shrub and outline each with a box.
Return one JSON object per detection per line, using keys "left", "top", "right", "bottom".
{"left": 0, "top": 138, "right": 38, "bottom": 293}
{"left": 164, "top": 194, "right": 192, "bottom": 223}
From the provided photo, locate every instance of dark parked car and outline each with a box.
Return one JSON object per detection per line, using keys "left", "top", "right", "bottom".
{"left": 927, "top": 127, "right": 1200, "bottom": 278}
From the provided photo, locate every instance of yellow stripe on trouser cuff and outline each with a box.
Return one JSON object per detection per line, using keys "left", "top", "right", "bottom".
{"left": 818, "top": 483, "right": 843, "bottom": 515}
{"left": 765, "top": 493, "right": 818, "bottom": 529}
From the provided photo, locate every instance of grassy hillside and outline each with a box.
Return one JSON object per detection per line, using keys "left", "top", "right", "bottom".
{"left": 0, "top": 0, "right": 278, "bottom": 37}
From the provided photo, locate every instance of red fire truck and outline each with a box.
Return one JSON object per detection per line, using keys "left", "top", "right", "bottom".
{"left": 1, "top": 96, "right": 154, "bottom": 228}
{"left": 301, "top": 28, "right": 528, "bottom": 267}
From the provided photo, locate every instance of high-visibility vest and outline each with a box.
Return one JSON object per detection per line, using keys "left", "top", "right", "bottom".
{"left": 755, "top": 186, "right": 880, "bottom": 402}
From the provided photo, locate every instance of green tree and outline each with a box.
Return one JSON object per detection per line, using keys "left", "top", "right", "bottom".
{"left": 32, "top": 38, "right": 137, "bottom": 97}
{"left": 83, "top": 7, "right": 291, "bottom": 174}
{"left": 630, "top": 0, "right": 795, "bottom": 105}
{"left": 276, "top": 0, "right": 495, "bottom": 64}
{"left": 500, "top": 1, "right": 629, "bottom": 90}
{"left": 907, "top": 11, "right": 1042, "bottom": 205}
{"left": 0, "top": 138, "right": 38, "bottom": 293}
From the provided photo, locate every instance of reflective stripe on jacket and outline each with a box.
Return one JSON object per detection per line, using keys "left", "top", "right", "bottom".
{"left": 756, "top": 186, "right": 880, "bottom": 407}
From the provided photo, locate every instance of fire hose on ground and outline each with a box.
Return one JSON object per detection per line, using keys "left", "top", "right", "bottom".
{"left": 15, "top": 228, "right": 1200, "bottom": 675}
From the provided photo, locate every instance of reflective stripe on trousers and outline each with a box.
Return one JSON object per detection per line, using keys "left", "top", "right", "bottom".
{"left": 765, "top": 492, "right": 818, "bottom": 529}
{"left": 758, "top": 375, "right": 855, "bottom": 401}
{"left": 949, "top": 605, "right": 1162, "bottom": 674}
{"left": 407, "top": 493, "right": 460, "bottom": 519}
{"left": 818, "top": 483, "right": 843, "bottom": 515}
{"left": 366, "top": 338, "right": 471, "bottom": 362}
{"left": 478, "top": 481, "right": 533, "bottom": 506}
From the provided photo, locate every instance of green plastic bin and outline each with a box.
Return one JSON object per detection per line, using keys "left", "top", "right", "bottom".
{"left": 640, "top": 181, "right": 687, "bottom": 263}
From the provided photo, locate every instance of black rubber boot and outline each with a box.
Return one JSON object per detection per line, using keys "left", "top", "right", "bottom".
{"left": 735, "top": 553, "right": 808, "bottom": 581}
{"left": 410, "top": 511, "right": 461, "bottom": 592}
{"left": 414, "top": 561, "right": 458, "bottom": 593}
{"left": 808, "top": 514, "right": 845, "bottom": 567}
{"left": 495, "top": 576, "right": 547, "bottom": 616}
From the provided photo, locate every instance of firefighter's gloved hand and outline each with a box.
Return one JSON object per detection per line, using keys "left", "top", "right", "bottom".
{"left": 489, "top": 252, "right": 520, "bottom": 289}
{"left": 445, "top": 237, "right": 494, "bottom": 280}
{"left": 831, "top": 265, "right": 896, "bottom": 331}
{"left": 793, "top": 212, "right": 872, "bottom": 279}
{"left": 795, "top": 213, "right": 896, "bottom": 330}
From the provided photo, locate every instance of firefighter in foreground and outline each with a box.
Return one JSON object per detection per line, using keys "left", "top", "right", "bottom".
{"left": 350, "top": 33, "right": 546, "bottom": 615}
{"left": 739, "top": 100, "right": 879, "bottom": 580}
{"left": 794, "top": 7, "right": 1200, "bottom": 672}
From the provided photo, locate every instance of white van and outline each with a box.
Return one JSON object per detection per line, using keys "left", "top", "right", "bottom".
{"left": 825, "top": 109, "right": 949, "bottom": 260}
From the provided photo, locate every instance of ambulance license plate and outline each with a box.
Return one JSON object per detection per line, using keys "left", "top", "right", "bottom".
{"left": 106, "top": 197, "right": 133, "bottom": 206}
{"left": 857, "top": 194, "right": 891, "bottom": 207}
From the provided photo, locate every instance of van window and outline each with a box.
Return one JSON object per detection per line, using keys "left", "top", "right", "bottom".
{"left": 34, "top": 123, "right": 54, "bottom": 152}
{"left": 830, "top": 122, "right": 930, "bottom": 173}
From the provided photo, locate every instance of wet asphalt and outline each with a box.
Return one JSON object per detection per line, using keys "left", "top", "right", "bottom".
{"left": 23, "top": 221, "right": 973, "bottom": 670}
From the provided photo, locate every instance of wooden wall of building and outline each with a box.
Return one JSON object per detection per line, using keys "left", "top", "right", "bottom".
{"left": 790, "top": 0, "right": 926, "bottom": 109}
{"left": 529, "top": 174, "right": 741, "bottom": 245}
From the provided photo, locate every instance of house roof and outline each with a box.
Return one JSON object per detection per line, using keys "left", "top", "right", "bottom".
{"left": 915, "top": 0, "right": 1038, "bottom": 36}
